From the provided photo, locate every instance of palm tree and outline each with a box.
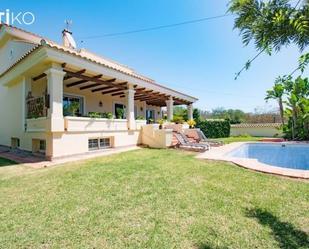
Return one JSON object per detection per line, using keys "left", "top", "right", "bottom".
{"left": 265, "top": 83, "right": 285, "bottom": 126}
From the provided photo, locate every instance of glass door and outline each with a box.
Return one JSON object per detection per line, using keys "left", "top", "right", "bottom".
{"left": 63, "top": 94, "right": 84, "bottom": 116}
{"left": 114, "top": 103, "right": 126, "bottom": 119}
{"left": 146, "top": 109, "right": 154, "bottom": 123}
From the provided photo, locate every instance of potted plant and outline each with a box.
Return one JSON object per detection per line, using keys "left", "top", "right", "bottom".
{"left": 187, "top": 119, "right": 196, "bottom": 129}
{"left": 116, "top": 108, "right": 124, "bottom": 119}
{"left": 158, "top": 119, "right": 164, "bottom": 129}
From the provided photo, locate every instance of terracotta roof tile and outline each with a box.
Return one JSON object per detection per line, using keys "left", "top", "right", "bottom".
{"left": 0, "top": 24, "right": 198, "bottom": 101}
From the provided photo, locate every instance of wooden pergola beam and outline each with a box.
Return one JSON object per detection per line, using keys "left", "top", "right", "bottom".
{"left": 102, "top": 88, "right": 127, "bottom": 95}
{"left": 96, "top": 82, "right": 127, "bottom": 92}
{"left": 80, "top": 83, "right": 100, "bottom": 90}
{"left": 32, "top": 73, "right": 46, "bottom": 81}
{"left": 120, "top": 90, "right": 161, "bottom": 100}
{"left": 134, "top": 95, "right": 146, "bottom": 99}
{"left": 135, "top": 95, "right": 167, "bottom": 101}
{"left": 61, "top": 67, "right": 190, "bottom": 105}
{"left": 134, "top": 96, "right": 160, "bottom": 101}
{"left": 144, "top": 90, "right": 154, "bottom": 94}
{"left": 118, "top": 82, "right": 128, "bottom": 86}
{"left": 78, "top": 74, "right": 104, "bottom": 90}
{"left": 64, "top": 69, "right": 86, "bottom": 81}
{"left": 135, "top": 88, "right": 146, "bottom": 92}
{"left": 63, "top": 69, "right": 122, "bottom": 90}
{"left": 134, "top": 93, "right": 168, "bottom": 100}
{"left": 146, "top": 102, "right": 164, "bottom": 106}
{"left": 33, "top": 68, "right": 88, "bottom": 82}
{"left": 92, "top": 86, "right": 114, "bottom": 92}
{"left": 136, "top": 99, "right": 168, "bottom": 104}
{"left": 133, "top": 94, "right": 149, "bottom": 99}
{"left": 66, "top": 79, "right": 88, "bottom": 87}
{"left": 111, "top": 91, "right": 125, "bottom": 96}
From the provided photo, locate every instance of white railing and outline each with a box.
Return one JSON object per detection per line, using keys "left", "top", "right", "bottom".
{"left": 26, "top": 95, "right": 48, "bottom": 119}
{"left": 136, "top": 120, "right": 147, "bottom": 130}
{"left": 26, "top": 117, "right": 147, "bottom": 133}
{"left": 26, "top": 117, "right": 48, "bottom": 132}
{"left": 64, "top": 116, "right": 131, "bottom": 132}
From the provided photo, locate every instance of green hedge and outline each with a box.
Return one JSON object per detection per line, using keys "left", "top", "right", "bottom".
{"left": 197, "top": 120, "right": 230, "bottom": 138}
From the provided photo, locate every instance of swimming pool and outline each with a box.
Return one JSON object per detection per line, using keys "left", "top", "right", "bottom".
{"left": 226, "top": 143, "right": 309, "bottom": 170}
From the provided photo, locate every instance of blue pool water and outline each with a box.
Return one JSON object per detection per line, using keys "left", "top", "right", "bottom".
{"left": 226, "top": 143, "right": 309, "bottom": 170}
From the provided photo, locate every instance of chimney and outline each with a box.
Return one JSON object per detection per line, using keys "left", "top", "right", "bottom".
{"left": 62, "top": 29, "right": 77, "bottom": 49}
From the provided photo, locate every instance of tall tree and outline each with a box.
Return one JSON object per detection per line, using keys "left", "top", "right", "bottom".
{"left": 229, "top": 0, "right": 309, "bottom": 52}
{"left": 193, "top": 108, "right": 200, "bottom": 123}
{"left": 265, "top": 77, "right": 287, "bottom": 126}
{"left": 266, "top": 75, "right": 309, "bottom": 140}
{"left": 229, "top": 0, "right": 309, "bottom": 77}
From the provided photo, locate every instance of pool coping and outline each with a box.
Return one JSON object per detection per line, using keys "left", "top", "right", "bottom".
{"left": 197, "top": 142, "right": 309, "bottom": 179}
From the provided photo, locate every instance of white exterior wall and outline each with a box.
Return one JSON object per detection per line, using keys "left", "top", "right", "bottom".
{"left": 0, "top": 80, "right": 23, "bottom": 147}
{"left": 142, "top": 124, "right": 173, "bottom": 148}
{"left": 0, "top": 78, "right": 147, "bottom": 158}
{"left": 50, "top": 130, "right": 142, "bottom": 158}
{"left": 0, "top": 39, "right": 35, "bottom": 74}
{"left": 0, "top": 79, "right": 47, "bottom": 150}
{"left": 230, "top": 126, "right": 283, "bottom": 137}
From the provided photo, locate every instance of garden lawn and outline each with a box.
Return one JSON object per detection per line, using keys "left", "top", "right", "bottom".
{"left": 0, "top": 149, "right": 308, "bottom": 249}
{"left": 213, "top": 136, "right": 263, "bottom": 144}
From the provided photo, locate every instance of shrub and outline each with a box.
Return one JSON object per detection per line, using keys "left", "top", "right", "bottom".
{"left": 136, "top": 115, "right": 145, "bottom": 120}
{"left": 87, "top": 112, "right": 113, "bottom": 119}
{"left": 172, "top": 116, "right": 184, "bottom": 124}
{"left": 88, "top": 112, "right": 102, "bottom": 118}
{"left": 197, "top": 119, "right": 230, "bottom": 138}
{"left": 102, "top": 112, "right": 113, "bottom": 119}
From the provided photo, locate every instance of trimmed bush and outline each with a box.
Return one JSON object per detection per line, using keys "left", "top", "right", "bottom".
{"left": 197, "top": 120, "right": 230, "bottom": 138}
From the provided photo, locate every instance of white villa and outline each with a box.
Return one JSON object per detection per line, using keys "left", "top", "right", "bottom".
{"left": 0, "top": 24, "right": 197, "bottom": 159}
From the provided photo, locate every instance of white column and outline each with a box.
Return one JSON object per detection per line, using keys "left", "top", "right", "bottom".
{"left": 45, "top": 67, "right": 66, "bottom": 132}
{"left": 165, "top": 96, "right": 174, "bottom": 121}
{"left": 153, "top": 107, "right": 157, "bottom": 122}
{"left": 187, "top": 103, "right": 193, "bottom": 120}
{"left": 142, "top": 101, "right": 147, "bottom": 119}
{"left": 22, "top": 76, "right": 32, "bottom": 131}
{"left": 126, "top": 84, "right": 136, "bottom": 130}
{"left": 158, "top": 107, "right": 162, "bottom": 119}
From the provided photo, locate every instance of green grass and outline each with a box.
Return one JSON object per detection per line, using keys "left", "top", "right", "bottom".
{"left": 0, "top": 157, "right": 17, "bottom": 167}
{"left": 213, "top": 136, "right": 264, "bottom": 144}
{"left": 0, "top": 149, "right": 308, "bottom": 249}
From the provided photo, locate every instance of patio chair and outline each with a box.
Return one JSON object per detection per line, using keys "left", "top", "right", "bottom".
{"left": 173, "top": 132, "right": 209, "bottom": 152}
{"left": 195, "top": 129, "right": 223, "bottom": 147}
{"left": 178, "top": 131, "right": 213, "bottom": 148}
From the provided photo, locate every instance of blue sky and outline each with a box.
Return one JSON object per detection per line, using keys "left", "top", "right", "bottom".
{"left": 2, "top": 0, "right": 308, "bottom": 112}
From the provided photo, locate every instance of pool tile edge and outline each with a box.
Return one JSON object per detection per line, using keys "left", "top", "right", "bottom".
{"left": 197, "top": 142, "right": 309, "bottom": 179}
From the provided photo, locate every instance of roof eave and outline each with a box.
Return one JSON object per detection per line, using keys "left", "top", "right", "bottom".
{"left": 43, "top": 45, "right": 198, "bottom": 103}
